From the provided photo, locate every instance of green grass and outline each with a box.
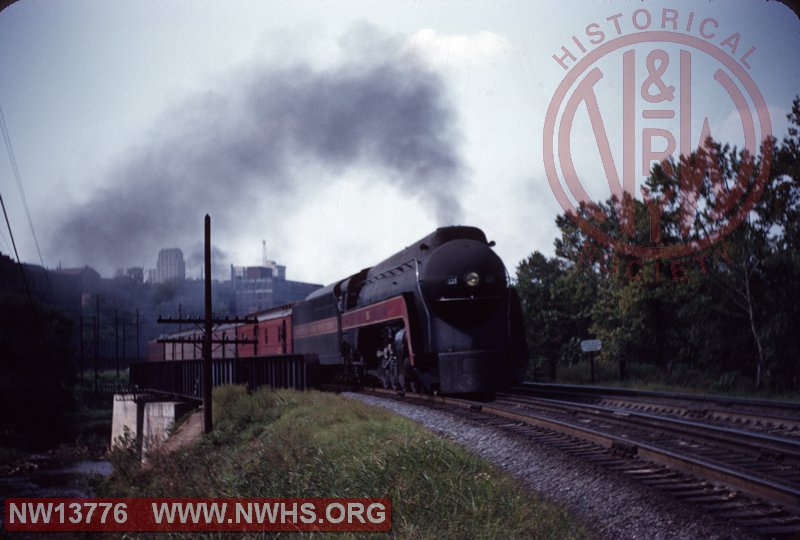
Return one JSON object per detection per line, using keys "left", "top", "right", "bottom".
{"left": 543, "top": 360, "right": 800, "bottom": 402}
{"left": 69, "top": 369, "right": 128, "bottom": 455}
{"left": 99, "top": 386, "right": 595, "bottom": 539}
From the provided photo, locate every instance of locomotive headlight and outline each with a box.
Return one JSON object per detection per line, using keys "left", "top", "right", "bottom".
{"left": 465, "top": 271, "right": 480, "bottom": 287}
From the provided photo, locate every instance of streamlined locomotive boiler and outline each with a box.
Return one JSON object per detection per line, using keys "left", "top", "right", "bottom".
{"left": 292, "top": 226, "right": 527, "bottom": 393}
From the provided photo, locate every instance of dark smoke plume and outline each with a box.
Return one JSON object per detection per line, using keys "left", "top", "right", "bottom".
{"left": 51, "top": 25, "right": 463, "bottom": 275}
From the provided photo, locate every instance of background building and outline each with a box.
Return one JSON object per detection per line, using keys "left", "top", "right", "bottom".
{"left": 153, "top": 248, "right": 185, "bottom": 283}
{"left": 231, "top": 259, "right": 320, "bottom": 315}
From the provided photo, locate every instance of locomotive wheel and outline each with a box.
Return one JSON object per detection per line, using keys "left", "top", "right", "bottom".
{"left": 400, "top": 357, "right": 417, "bottom": 393}
{"left": 379, "top": 361, "right": 400, "bottom": 390}
{"left": 389, "top": 361, "right": 400, "bottom": 390}
{"left": 379, "top": 344, "right": 400, "bottom": 390}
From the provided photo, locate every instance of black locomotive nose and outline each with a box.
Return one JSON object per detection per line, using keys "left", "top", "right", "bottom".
{"left": 418, "top": 239, "right": 506, "bottom": 305}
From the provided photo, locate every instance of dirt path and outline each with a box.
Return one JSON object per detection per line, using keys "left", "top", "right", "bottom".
{"left": 158, "top": 408, "right": 204, "bottom": 455}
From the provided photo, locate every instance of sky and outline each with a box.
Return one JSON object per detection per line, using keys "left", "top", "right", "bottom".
{"left": 0, "top": 0, "right": 798, "bottom": 285}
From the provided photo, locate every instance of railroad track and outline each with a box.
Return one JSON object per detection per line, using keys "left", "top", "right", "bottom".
{"left": 518, "top": 382, "right": 800, "bottom": 439}
{"left": 362, "top": 386, "right": 800, "bottom": 539}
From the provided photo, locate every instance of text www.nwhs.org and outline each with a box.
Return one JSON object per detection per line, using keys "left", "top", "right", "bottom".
{"left": 5, "top": 498, "right": 391, "bottom": 532}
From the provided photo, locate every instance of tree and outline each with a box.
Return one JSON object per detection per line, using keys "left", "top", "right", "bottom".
{"left": 0, "top": 293, "right": 76, "bottom": 447}
{"left": 516, "top": 249, "right": 597, "bottom": 380}
{"left": 751, "top": 96, "right": 800, "bottom": 389}
{"left": 516, "top": 96, "right": 800, "bottom": 390}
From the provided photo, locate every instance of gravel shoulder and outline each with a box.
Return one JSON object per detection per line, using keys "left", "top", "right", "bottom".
{"left": 345, "top": 392, "right": 758, "bottom": 540}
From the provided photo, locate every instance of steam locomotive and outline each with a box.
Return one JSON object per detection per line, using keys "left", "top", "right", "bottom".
{"left": 150, "top": 226, "right": 528, "bottom": 394}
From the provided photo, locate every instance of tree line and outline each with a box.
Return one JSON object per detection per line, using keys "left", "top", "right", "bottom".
{"left": 515, "top": 96, "right": 800, "bottom": 392}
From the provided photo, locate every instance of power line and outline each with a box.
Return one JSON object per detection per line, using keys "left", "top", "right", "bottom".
{"left": 0, "top": 186, "right": 40, "bottom": 303}
{"left": 0, "top": 100, "right": 51, "bottom": 357}
{"left": 0, "top": 186, "right": 51, "bottom": 362}
{"left": 0, "top": 101, "right": 48, "bottom": 271}
{"left": 0, "top": 225, "right": 12, "bottom": 254}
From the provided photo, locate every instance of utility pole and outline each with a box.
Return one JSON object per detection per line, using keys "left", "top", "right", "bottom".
{"left": 122, "top": 316, "right": 126, "bottom": 368}
{"left": 79, "top": 314, "right": 85, "bottom": 383}
{"left": 94, "top": 296, "right": 100, "bottom": 391}
{"left": 203, "top": 214, "right": 213, "bottom": 433}
{"left": 156, "top": 215, "right": 257, "bottom": 433}
{"left": 136, "top": 308, "right": 140, "bottom": 361}
{"left": 115, "top": 309, "right": 119, "bottom": 380}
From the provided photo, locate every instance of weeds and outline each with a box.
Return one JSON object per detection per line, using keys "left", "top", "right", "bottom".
{"left": 100, "top": 386, "right": 593, "bottom": 539}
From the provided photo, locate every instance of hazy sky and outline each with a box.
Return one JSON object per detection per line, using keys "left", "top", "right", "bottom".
{"left": 0, "top": 0, "right": 797, "bottom": 284}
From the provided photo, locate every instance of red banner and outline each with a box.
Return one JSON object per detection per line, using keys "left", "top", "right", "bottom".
{"left": 4, "top": 498, "right": 391, "bottom": 532}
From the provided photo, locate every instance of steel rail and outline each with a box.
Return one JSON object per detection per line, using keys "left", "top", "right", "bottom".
{"left": 486, "top": 399, "right": 800, "bottom": 512}
{"left": 498, "top": 394, "right": 800, "bottom": 461}
{"left": 520, "top": 382, "right": 800, "bottom": 417}
{"left": 364, "top": 387, "right": 800, "bottom": 512}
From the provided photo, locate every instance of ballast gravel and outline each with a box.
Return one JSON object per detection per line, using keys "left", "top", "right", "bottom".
{"left": 345, "top": 392, "right": 758, "bottom": 540}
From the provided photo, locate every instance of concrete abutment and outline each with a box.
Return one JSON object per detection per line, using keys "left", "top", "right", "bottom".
{"left": 111, "top": 394, "right": 196, "bottom": 461}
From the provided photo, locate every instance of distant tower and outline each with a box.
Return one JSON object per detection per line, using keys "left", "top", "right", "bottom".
{"left": 262, "top": 240, "right": 267, "bottom": 267}
{"left": 156, "top": 248, "right": 186, "bottom": 283}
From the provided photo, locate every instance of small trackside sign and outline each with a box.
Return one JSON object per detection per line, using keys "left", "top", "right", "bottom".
{"left": 581, "top": 339, "right": 602, "bottom": 353}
